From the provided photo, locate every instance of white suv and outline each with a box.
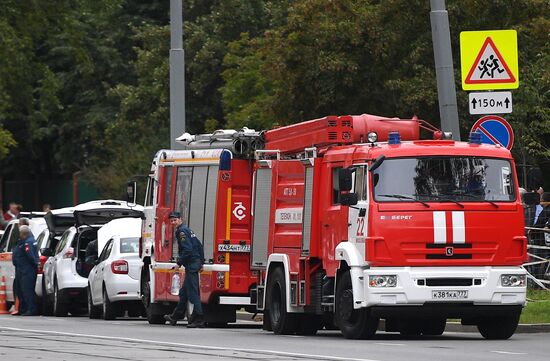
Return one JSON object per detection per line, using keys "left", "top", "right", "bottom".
{"left": 42, "top": 200, "right": 143, "bottom": 316}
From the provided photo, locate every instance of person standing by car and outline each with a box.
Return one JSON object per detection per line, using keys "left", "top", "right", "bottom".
{"left": 164, "top": 211, "right": 205, "bottom": 328}
{"left": 12, "top": 225, "right": 39, "bottom": 315}
{"left": 11, "top": 218, "right": 30, "bottom": 315}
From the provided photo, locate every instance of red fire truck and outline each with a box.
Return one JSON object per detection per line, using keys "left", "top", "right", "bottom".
{"left": 140, "top": 113, "right": 526, "bottom": 339}
{"left": 253, "top": 114, "right": 527, "bottom": 340}
{"left": 139, "top": 129, "right": 262, "bottom": 325}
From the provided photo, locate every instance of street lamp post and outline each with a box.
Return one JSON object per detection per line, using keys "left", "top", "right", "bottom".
{"left": 170, "top": 0, "right": 185, "bottom": 149}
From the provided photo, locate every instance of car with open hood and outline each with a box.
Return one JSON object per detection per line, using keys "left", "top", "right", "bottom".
{"left": 42, "top": 200, "right": 143, "bottom": 317}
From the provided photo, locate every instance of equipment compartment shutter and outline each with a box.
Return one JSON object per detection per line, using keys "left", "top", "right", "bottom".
{"left": 302, "top": 166, "right": 314, "bottom": 255}
{"left": 189, "top": 166, "right": 208, "bottom": 242}
{"left": 203, "top": 165, "right": 219, "bottom": 263}
{"left": 252, "top": 168, "right": 272, "bottom": 269}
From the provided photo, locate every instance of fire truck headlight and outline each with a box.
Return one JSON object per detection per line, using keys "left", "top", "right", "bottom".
{"left": 500, "top": 274, "right": 526, "bottom": 287}
{"left": 369, "top": 275, "right": 397, "bottom": 288}
{"left": 367, "top": 132, "right": 378, "bottom": 143}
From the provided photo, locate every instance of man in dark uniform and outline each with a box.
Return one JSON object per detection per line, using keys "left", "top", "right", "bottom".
{"left": 164, "top": 211, "right": 205, "bottom": 328}
{"left": 12, "top": 225, "right": 39, "bottom": 316}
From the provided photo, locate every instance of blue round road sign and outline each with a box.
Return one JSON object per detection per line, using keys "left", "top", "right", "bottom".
{"left": 470, "top": 115, "right": 514, "bottom": 150}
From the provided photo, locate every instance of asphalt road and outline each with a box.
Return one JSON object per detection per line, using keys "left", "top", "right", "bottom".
{"left": 0, "top": 315, "right": 549, "bottom": 361}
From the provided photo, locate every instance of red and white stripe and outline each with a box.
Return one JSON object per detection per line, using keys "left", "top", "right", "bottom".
{"left": 432, "top": 211, "right": 465, "bottom": 244}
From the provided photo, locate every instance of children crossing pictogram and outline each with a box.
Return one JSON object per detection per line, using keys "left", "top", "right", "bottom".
{"left": 460, "top": 30, "right": 519, "bottom": 90}
{"left": 465, "top": 37, "right": 515, "bottom": 84}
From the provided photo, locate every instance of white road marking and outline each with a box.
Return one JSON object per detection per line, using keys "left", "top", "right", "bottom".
{"left": 0, "top": 326, "right": 381, "bottom": 361}
{"left": 490, "top": 350, "right": 526, "bottom": 355}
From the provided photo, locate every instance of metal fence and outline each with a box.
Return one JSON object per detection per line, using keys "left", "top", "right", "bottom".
{"left": 525, "top": 227, "right": 550, "bottom": 290}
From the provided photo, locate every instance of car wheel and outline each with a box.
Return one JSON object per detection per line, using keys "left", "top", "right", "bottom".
{"left": 53, "top": 280, "right": 68, "bottom": 317}
{"left": 88, "top": 286, "right": 101, "bottom": 319}
{"left": 102, "top": 286, "right": 117, "bottom": 320}
{"left": 42, "top": 279, "right": 53, "bottom": 316}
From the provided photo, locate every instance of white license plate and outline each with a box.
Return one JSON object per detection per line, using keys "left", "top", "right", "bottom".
{"left": 218, "top": 244, "right": 251, "bottom": 253}
{"left": 431, "top": 290, "right": 468, "bottom": 300}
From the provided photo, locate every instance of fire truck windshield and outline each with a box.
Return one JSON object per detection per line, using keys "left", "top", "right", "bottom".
{"left": 372, "top": 156, "right": 515, "bottom": 203}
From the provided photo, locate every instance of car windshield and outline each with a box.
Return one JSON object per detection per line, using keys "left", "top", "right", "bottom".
{"left": 119, "top": 237, "right": 139, "bottom": 253}
{"left": 372, "top": 156, "right": 515, "bottom": 202}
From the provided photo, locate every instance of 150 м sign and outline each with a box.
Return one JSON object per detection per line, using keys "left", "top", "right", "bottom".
{"left": 468, "top": 91, "right": 512, "bottom": 115}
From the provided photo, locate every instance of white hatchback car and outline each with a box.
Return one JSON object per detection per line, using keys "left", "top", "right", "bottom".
{"left": 0, "top": 214, "right": 47, "bottom": 305}
{"left": 88, "top": 217, "right": 143, "bottom": 320}
{"left": 42, "top": 200, "right": 143, "bottom": 317}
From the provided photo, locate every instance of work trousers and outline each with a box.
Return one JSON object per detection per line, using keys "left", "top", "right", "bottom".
{"left": 15, "top": 269, "right": 37, "bottom": 314}
{"left": 172, "top": 270, "right": 203, "bottom": 319}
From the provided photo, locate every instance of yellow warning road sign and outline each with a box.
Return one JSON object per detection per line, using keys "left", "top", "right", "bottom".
{"left": 460, "top": 30, "right": 519, "bottom": 90}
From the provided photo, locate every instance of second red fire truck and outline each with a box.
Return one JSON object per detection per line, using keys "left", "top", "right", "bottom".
{"left": 139, "top": 113, "right": 527, "bottom": 339}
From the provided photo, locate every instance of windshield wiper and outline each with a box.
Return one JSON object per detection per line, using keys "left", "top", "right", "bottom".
{"left": 378, "top": 194, "right": 430, "bottom": 208}
{"left": 448, "top": 191, "right": 499, "bottom": 208}
{"left": 431, "top": 194, "right": 465, "bottom": 208}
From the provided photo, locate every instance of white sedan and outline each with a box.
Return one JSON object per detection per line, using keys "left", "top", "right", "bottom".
{"left": 88, "top": 218, "right": 144, "bottom": 320}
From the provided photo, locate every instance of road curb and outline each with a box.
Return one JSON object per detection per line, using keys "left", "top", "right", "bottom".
{"left": 236, "top": 312, "right": 550, "bottom": 333}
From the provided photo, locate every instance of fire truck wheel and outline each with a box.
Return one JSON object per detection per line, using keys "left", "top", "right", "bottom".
{"left": 102, "top": 286, "right": 118, "bottom": 320}
{"left": 88, "top": 286, "right": 101, "bottom": 319}
{"left": 53, "top": 280, "right": 68, "bottom": 317}
{"left": 267, "top": 267, "right": 298, "bottom": 334}
{"left": 296, "top": 314, "right": 321, "bottom": 335}
{"left": 421, "top": 318, "right": 446, "bottom": 336}
{"left": 477, "top": 312, "right": 520, "bottom": 340}
{"left": 142, "top": 274, "right": 166, "bottom": 324}
{"left": 335, "top": 270, "right": 378, "bottom": 339}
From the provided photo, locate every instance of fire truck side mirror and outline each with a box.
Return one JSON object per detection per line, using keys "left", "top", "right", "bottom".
{"left": 340, "top": 193, "right": 359, "bottom": 206}
{"left": 522, "top": 192, "right": 538, "bottom": 206}
{"left": 338, "top": 168, "right": 354, "bottom": 192}
{"left": 126, "top": 181, "right": 137, "bottom": 205}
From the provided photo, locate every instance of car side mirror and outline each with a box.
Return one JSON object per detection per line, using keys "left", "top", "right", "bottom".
{"left": 126, "top": 181, "right": 137, "bottom": 204}
{"left": 40, "top": 248, "right": 53, "bottom": 257}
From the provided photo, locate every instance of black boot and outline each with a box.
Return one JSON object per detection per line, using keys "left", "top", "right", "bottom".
{"left": 187, "top": 313, "right": 205, "bottom": 328}
{"left": 164, "top": 314, "right": 178, "bottom": 326}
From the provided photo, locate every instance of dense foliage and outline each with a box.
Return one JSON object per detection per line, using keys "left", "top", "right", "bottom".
{"left": 0, "top": 0, "right": 548, "bottom": 196}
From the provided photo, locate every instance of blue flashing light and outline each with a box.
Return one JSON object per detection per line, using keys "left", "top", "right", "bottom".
{"left": 220, "top": 150, "right": 232, "bottom": 170}
{"left": 388, "top": 131, "right": 401, "bottom": 145}
{"left": 469, "top": 131, "right": 482, "bottom": 145}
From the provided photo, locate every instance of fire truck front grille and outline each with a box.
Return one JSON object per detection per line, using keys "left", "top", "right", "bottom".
{"left": 328, "top": 132, "right": 337, "bottom": 140}
{"left": 328, "top": 120, "right": 337, "bottom": 127}
{"left": 341, "top": 120, "right": 352, "bottom": 127}
{"left": 423, "top": 278, "right": 473, "bottom": 287}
